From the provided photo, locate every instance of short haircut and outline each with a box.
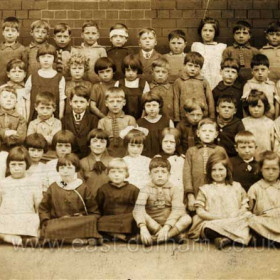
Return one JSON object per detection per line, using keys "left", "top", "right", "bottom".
{"left": 265, "top": 21, "right": 280, "bottom": 33}
{"left": 138, "top": 28, "right": 156, "bottom": 38}
{"left": 52, "top": 130, "right": 77, "bottom": 151}
{"left": 259, "top": 151, "right": 280, "bottom": 174}
{"left": 243, "top": 89, "right": 270, "bottom": 115}
{"left": 6, "top": 58, "right": 26, "bottom": 72}
{"left": 183, "top": 98, "right": 207, "bottom": 116}
{"left": 56, "top": 153, "right": 81, "bottom": 172}
{"left": 251, "top": 54, "right": 270, "bottom": 69}
{"left": 168, "top": 29, "right": 186, "bottom": 42}
{"left": 197, "top": 118, "right": 218, "bottom": 131}
{"left": 121, "top": 54, "right": 143, "bottom": 74}
{"left": 161, "top": 127, "right": 181, "bottom": 146}
{"left": 7, "top": 146, "right": 31, "bottom": 172}
{"left": 54, "top": 23, "right": 72, "bottom": 35}
{"left": 233, "top": 20, "right": 252, "bottom": 34}
{"left": 110, "top": 23, "right": 128, "bottom": 32}
{"left": 221, "top": 58, "right": 240, "bottom": 72}
{"left": 105, "top": 87, "right": 125, "bottom": 100}
{"left": 206, "top": 151, "right": 233, "bottom": 185}
{"left": 234, "top": 130, "right": 256, "bottom": 146}
{"left": 87, "top": 128, "right": 110, "bottom": 147}
{"left": 37, "top": 43, "right": 57, "bottom": 61}
{"left": 69, "top": 85, "right": 90, "bottom": 101}
{"left": 94, "top": 57, "right": 116, "bottom": 73}
{"left": 68, "top": 53, "right": 89, "bottom": 73}
{"left": 217, "top": 94, "right": 237, "bottom": 107}
{"left": 82, "top": 20, "right": 99, "bottom": 32}
{"left": 198, "top": 17, "right": 220, "bottom": 38}
{"left": 2, "top": 16, "right": 19, "bottom": 31}
{"left": 35, "top": 91, "right": 56, "bottom": 107}
{"left": 184, "top": 52, "right": 204, "bottom": 68}
{"left": 141, "top": 91, "right": 163, "bottom": 109}
{"left": 31, "top": 20, "right": 50, "bottom": 32}
{"left": 151, "top": 57, "right": 170, "bottom": 71}
{"left": 149, "top": 157, "right": 171, "bottom": 172}
{"left": 0, "top": 85, "right": 17, "bottom": 97}
{"left": 25, "top": 133, "right": 49, "bottom": 153}
{"left": 123, "top": 129, "right": 146, "bottom": 147}
{"left": 107, "top": 158, "right": 129, "bottom": 177}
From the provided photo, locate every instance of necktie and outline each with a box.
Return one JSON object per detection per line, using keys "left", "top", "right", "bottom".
{"left": 145, "top": 52, "right": 150, "bottom": 59}
{"left": 76, "top": 114, "right": 81, "bottom": 121}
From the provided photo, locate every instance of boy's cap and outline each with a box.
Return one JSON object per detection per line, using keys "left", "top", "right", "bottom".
{"left": 109, "top": 29, "right": 128, "bottom": 38}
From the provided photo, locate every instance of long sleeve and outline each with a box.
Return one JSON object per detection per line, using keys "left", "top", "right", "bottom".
{"left": 133, "top": 186, "right": 149, "bottom": 226}
{"left": 183, "top": 149, "right": 194, "bottom": 194}
{"left": 14, "top": 115, "right": 27, "bottom": 144}
{"left": 38, "top": 187, "right": 52, "bottom": 225}
{"left": 204, "top": 80, "right": 215, "bottom": 119}
{"left": 84, "top": 185, "right": 100, "bottom": 217}
{"left": 25, "top": 75, "right": 32, "bottom": 120}
{"left": 173, "top": 79, "right": 181, "bottom": 121}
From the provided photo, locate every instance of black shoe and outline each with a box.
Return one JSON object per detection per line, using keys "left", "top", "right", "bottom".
{"left": 214, "top": 237, "right": 232, "bottom": 250}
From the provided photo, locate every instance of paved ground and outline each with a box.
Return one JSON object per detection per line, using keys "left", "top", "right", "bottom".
{"left": 1, "top": 240, "right": 280, "bottom": 279}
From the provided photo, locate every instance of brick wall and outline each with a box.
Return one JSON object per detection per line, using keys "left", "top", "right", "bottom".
{"left": 0, "top": 0, "right": 280, "bottom": 53}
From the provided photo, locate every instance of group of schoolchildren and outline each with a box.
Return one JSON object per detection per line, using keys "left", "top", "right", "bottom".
{"left": 0, "top": 14, "right": 280, "bottom": 250}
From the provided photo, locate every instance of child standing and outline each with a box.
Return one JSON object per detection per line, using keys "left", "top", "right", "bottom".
{"left": 71, "top": 21, "right": 107, "bottom": 84}
{"left": 0, "top": 17, "right": 27, "bottom": 85}
{"left": 0, "top": 146, "right": 42, "bottom": 245}
{"left": 174, "top": 52, "right": 215, "bottom": 121}
{"left": 25, "top": 44, "right": 66, "bottom": 122}
{"left": 95, "top": 158, "right": 140, "bottom": 242}
{"left": 90, "top": 57, "right": 116, "bottom": 119}
{"left": 133, "top": 157, "right": 191, "bottom": 245}
{"left": 98, "top": 87, "right": 136, "bottom": 157}
{"left": 183, "top": 118, "right": 226, "bottom": 212}
{"left": 162, "top": 30, "right": 187, "bottom": 83}
{"left": 223, "top": 20, "right": 259, "bottom": 83}
{"left": 188, "top": 151, "right": 251, "bottom": 250}
{"left": 191, "top": 17, "right": 227, "bottom": 90}
{"left": 137, "top": 92, "right": 174, "bottom": 158}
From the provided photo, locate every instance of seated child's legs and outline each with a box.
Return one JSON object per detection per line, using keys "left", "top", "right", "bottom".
{"left": 145, "top": 215, "right": 161, "bottom": 234}
{"left": 168, "top": 214, "right": 192, "bottom": 238}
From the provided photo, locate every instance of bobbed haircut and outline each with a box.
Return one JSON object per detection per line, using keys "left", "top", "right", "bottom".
{"left": 234, "top": 130, "right": 256, "bottom": 146}
{"left": 6, "top": 146, "right": 31, "bottom": 173}
{"left": 37, "top": 43, "right": 57, "bottom": 61}
{"left": 243, "top": 90, "right": 270, "bottom": 115}
{"left": 168, "top": 29, "right": 186, "bottom": 42}
{"left": 56, "top": 153, "right": 81, "bottom": 172}
{"left": 258, "top": 151, "right": 280, "bottom": 177}
{"left": 107, "top": 158, "right": 129, "bottom": 178}
{"left": 184, "top": 52, "right": 204, "bottom": 68}
{"left": 52, "top": 130, "right": 77, "bottom": 151}
{"left": 161, "top": 127, "right": 181, "bottom": 146}
{"left": 87, "top": 128, "right": 110, "bottom": 147}
{"left": 141, "top": 91, "right": 163, "bottom": 109}
{"left": 233, "top": 20, "right": 252, "bottom": 34}
{"left": 6, "top": 58, "right": 26, "bottom": 72}
{"left": 221, "top": 58, "right": 240, "bottom": 72}
{"left": 94, "top": 57, "right": 116, "bottom": 73}
{"left": 198, "top": 17, "right": 220, "bottom": 38}
{"left": 25, "top": 133, "right": 49, "bottom": 153}
{"left": 250, "top": 54, "right": 270, "bottom": 68}
{"left": 149, "top": 156, "right": 171, "bottom": 172}
{"left": 121, "top": 54, "right": 143, "bottom": 74}
{"left": 123, "top": 129, "right": 146, "bottom": 147}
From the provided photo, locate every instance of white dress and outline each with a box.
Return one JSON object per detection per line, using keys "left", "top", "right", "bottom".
{"left": 0, "top": 176, "right": 42, "bottom": 236}
{"left": 191, "top": 42, "right": 227, "bottom": 90}
{"left": 45, "top": 159, "right": 61, "bottom": 187}
{"left": 26, "top": 162, "right": 48, "bottom": 192}
{"left": 0, "top": 151, "right": 8, "bottom": 179}
{"left": 167, "top": 155, "right": 184, "bottom": 192}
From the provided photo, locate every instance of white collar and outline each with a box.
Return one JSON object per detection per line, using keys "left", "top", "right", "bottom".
{"left": 73, "top": 110, "right": 86, "bottom": 121}
{"left": 56, "top": 178, "right": 83, "bottom": 190}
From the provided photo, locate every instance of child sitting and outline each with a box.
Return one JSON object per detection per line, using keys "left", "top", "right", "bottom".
{"left": 95, "top": 158, "right": 140, "bottom": 242}
{"left": 188, "top": 151, "right": 251, "bottom": 250}
{"left": 62, "top": 85, "right": 98, "bottom": 158}
{"left": 136, "top": 28, "right": 161, "bottom": 83}
{"left": 163, "top": 29, "right": 187, "bottom": 83}
{"left": 0, "top": 86, "right": 27, "bottom": 150}
{"left": 231, "top": 131, "right": 261, "bottom": 192}
{"left": 183, "top": 118, "right": 226, "bottom": 212}
{"left": 90, "top": 57, "right": 116, "bottom": 119}
{"left": 174, "top": 52, "right": 215, "bottom": 121}
{"left": 216, "top": 95, "right": 245, "bottom": 157}
{"left": 133, "top": 157, "right": 191, "bottom": 245}
{"left": 176, "top": 98, "right": 206, "bottom": 154}
{"left": 242, "top": 54, "right": 279, "bottom": 119}
{"left": 27, "top": 91, "right": 62, "bottom": 146}
{"left": 98, "top": 87, "right": 136, "bottom": 157}
{"left": 222, "top": 20, "right": 259, "bottom": 83}
{"left": 213, "top": 58, "right": 243, "bottom": 119}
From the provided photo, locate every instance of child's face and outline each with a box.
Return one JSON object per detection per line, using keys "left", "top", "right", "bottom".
{"left": 262, "top": 158, "right": 280, "bottom": 184}
{"left": 216, "top": 101, "right": 236, "bottom": 120}
{"left": 233, "top": 28, "right": 251, "bottom": 45}
{"left": 70, "top": 94, "right": 89, "bottom": 114}
{"left": 144, "top": 101, "right": 160, "bottom": 119}
{"left": 56, "top": 142, "right": 72, "bottom": 158}
{"left": 9, "top": 161, "right": 26, "bottom": 179}
{"left": 0, "top": 90, "right": 17, "bottom": 111}
{"left": 125, "top": 68, "right": 138, "bottom": 82}
{"left": 98, "top": 67, "right": 114, "bottom": 83}
{"left": 252, "top": 65, "right": 270, "bottom": 82}
{"left": 266, "top": 31, "right": 280, "bottom": 47}
{"left": 127, "top": 143, "right": 143, "bottom": 157}
{"left": 235, "top": 142, "right": 256, "bottom": 161}
{"left": 59, "top": 164, "right": 76, "bottom": 183}
{"left": 197, "top": 124, "right": 218, "bottom": 144}
{"left": 152, "top": 66, "right": 169, "bottom": 84}
{"left": 90, "top": 138, "right": 107, "bottom": 155}
{"left": 211, "top": 162, "right": 227, "bottom": 184}
{"left": 28, "top": 147, "right": 44, "bottom": 164}
{"left": 185, "top": 108, "right": 203, "bottom": 125}
{"left": 35, "top": 102, "right": 55, "bottom": 120}
{"left": 82, "top": 26, "right": 99, "bottom": 46}
{"left": 183, "top": 62, "right": 201, "bottom": 77}
{"left": 105, "top": 96, "right": 125, "bottom": 114}
{"left": 139, "top": 32, "right": 157, "bottom": 52}
{"left": 39, "top": 54, "right": 55, "bottom": 70}
{"left": 54, "top": 30, "right": 71, "bottom": 48}
{"left": 2, "top": 26, "right": 19, "bottom": 44}
{"left": 220, "top": 67, "right": 238, "bottom": 86}
{"left": 150, "top": 167, "right": 170, "bottom": 186}
{"left": 248, "top": 100, "right": 265, "bottom": 118}
{"left": 169, "top": 37, "right": 186, "bottom": 55}
{"left": 70, "top": 64, "right": 85, "bottom": 80}
{"left": 110, "top": 34, "right": 127, "bottom": 48}
{"left": 201, "top": 23, "right": 215, "bottom": 43}
{"left": 108, "top": 167, "right": 127, "bottom": 186}
{"left": 7, "top": 66, "right": 26, "bottom": 84}
{"left": 162, "top": 134, "right": 176, "bottom": 155}
{"left": 31, "top": 27, "right": 48, "bottom": 44}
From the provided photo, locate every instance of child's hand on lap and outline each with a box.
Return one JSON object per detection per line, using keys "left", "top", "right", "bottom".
{"left": 140, "top": 226, "right": 153, "bottom": 246}
{"left": 155, "top": 225, "right": 170, "bottom": 242}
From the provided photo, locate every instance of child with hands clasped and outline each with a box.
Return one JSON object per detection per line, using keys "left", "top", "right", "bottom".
{"left": 133, "top": 157, "right": 191, "bottom": 245}
{"left": 188, "top": 151, "right": 251, "bottom": 250}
